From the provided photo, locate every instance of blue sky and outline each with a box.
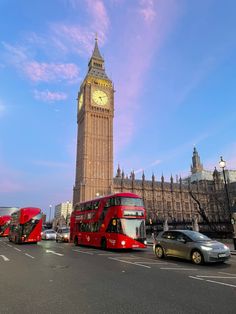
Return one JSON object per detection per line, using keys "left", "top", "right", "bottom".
{"left": 0, "top": 0, "right": 236, "bottom": 218}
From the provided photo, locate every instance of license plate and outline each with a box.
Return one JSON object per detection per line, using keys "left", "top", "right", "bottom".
{"left": 218, "top": 253, "right": 226, "bottom": 258}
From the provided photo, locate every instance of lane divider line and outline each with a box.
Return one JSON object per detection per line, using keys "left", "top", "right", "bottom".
{"left": 0, "top": 255, "right": 10, "bottom": 261}
{"left": 45, "top": 249, "right": 64, "bottom": 256}
{"left": 24, "top": 253, "right": 35, "bottom": 259}
{"left": 160, "top": 267, "right": 198, "bottom": 271}
{"left": 14, "top": 247, "right": 21, "bottom": 252}
{"left": 109, "top": 257, "right": 151, "bottom": 268}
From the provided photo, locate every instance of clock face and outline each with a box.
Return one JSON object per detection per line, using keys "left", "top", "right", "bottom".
{"left": 92, "top": 90, "right": 108, "bottom": 106}
{"left": 79, "top": 93, "right": 83, "bottom": 111}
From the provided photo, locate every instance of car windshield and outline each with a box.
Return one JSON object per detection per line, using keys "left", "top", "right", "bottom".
{"left": 186, "top": 231, "right": 211, "bottom": 242}
{"left": 61, "top": 228, "right": 70, "bottom": 233}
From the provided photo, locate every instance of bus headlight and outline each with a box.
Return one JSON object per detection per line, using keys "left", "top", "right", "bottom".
{"left": 121, "top": 240, "right": 126, "bottom": 246}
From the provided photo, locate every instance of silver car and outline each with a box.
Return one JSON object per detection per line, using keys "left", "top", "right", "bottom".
{"left": 41, "top": 229, "right": 57, "bottom": 240}
{"left": 56, "top": 227, "right": 70, "bottom": 243}
{"left": 153, "top": 230, "right": 231, "bottom": 264}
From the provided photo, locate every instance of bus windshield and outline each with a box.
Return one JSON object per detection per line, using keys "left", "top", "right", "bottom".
{"left": 120, "top": 219, "right": 146, "bottom": 239}
{"left": 113, "top": 197, "right": 143, "bottom": 207}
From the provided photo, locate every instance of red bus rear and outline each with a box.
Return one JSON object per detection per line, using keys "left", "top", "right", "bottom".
{"left": 0, "top": 215, "right": 11, "bottom": 237}
{"left": 8, "top": 207, "right": 42, "bottom": 244}
{"left": 70, "top": 193, "right": 147, "bottom": 249}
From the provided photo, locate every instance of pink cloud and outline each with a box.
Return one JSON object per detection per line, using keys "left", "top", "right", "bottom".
{"left": 25, "top": 62, "right": 79, "bottom": 82}
{"left": 51, "top": 0, "right": 109, "bottom": 55}
{"left": 33, "top": 89, "right": 67, "bottom": 102}
{"left": 51, "top": 24, "right": 94, "bottom": 55}
{"left": 113, "top": 0, "right": 181, "bottom": 151}
{"left": 2, "top": 42, "right": 80, "bottom": 83}
{"left": 138, "top": 0, "right": 156, "bottom": 24}
{"left": 86, "top": 0, "right": 109, "bottom": 42}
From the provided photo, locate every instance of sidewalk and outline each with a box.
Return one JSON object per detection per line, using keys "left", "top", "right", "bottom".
{"left": 146, "top": 236, "right": 236, "bottom": 255}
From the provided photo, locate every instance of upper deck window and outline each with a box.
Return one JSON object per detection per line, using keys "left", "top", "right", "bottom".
{"left": 109, "top": 197, "right": 144, "bottom": 207}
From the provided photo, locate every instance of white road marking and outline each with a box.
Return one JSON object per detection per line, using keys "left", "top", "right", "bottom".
{"left": 0, "top": 255, "right": 10, "bottom": 261}
{"left": 45, "top": 250, "right": 64, "bottom": 256}
{"left": 7, "top": 244, "right": 12, "bottom": 247}
{"left": 160, "top": 267, "right": 198, "bottom": 271}
{"left": 205, "top": 280, "right": 236, "bottom": 288}
{"left": 109, "top": 257, "right": 151, "bottom": 268}
{"left": 24, "top": 253, "right": 35, "bottom": 259}
{"left": 72, "top": 249, "right": 94, "bottom": 255}
{"left": 196, "top": 275, "right": 236, "bottom": 279}
{"left": 218, "top": 271, "right": 236, "bottom": 276}
{"left": 135, "top": 261, "right": 169, "bottom": 265}
{"left": 14, "top": 247, "right": 21, "bottom": 252}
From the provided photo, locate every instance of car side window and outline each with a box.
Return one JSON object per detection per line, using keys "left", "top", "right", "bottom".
{"left": 176, "top": 232, "right": 185, "bottom": 242}
{"left": 162, "top": 231, "right": 176, "bottom": 240}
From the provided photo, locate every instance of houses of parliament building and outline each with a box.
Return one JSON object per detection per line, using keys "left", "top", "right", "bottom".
{"left": 73, "top": 39, "right": 236, "bottom": 234}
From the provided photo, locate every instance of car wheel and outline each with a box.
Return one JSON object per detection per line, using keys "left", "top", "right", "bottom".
{"left": 155, "top": 245, "right": 164, "bottom": 259}
{"left": 56, "top": 239, "right": 58, "bottom": 242}
{"left": 191, "top": 250, "right": 204, "bottom": 265}
{"left": 101, "top": 238, "right": 107, "bottom": 250}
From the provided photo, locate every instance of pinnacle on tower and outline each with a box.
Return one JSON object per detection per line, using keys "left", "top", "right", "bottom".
{"left": 191, "top": 146, "right": 203, "bottom": 174}
{"left": 87, "top": 37, "right": 109, "bottom": 79}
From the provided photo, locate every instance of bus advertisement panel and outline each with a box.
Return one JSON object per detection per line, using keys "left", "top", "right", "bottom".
{"left": 0, "top": 215, "right": 11, "bottom": 237}
{"left": 9, "top": 207, "right": 43, "bottom": 244}
{"left": 70, "top": 193, "right": 147, "bottom": 249}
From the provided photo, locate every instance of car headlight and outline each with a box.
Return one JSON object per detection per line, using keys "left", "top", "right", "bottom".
{"left": 144, "top": 240, "right": 147, "bottom": 245}
{"left": 121, "top": 240, "right": 126, "bottom": 245}
{"left": 223, "top": 245, "right": 229, "bottom": 250}
{"left": 64, "top": 234, "right": 68, "bottom": 238}
{"left": 201, "top": 245, "right": 213, "bottom": 251}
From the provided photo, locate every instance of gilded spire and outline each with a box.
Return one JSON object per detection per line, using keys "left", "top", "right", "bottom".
{"left": 91, "top": 35, "right": 104, "bottom": 61}
{"left": 87, "top": 36, "right": 109, "bottom": 80}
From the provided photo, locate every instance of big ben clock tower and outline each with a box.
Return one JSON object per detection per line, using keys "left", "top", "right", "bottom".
{"left": 73, "top": 38, "right": 114, "bottom": 205}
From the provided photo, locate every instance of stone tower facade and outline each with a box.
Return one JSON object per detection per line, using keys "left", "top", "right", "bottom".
{"left": 73, "top": 39, "right": 114, "bottom": 205}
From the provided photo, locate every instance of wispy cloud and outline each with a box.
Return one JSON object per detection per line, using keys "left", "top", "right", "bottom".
{"left": 33, "top": 90, "right": 67, "bottom": 102}
{"left": 127, "top": 160, "right": 162, "bottom": 175}
{"left": 114, "top": 0, "right": 181, "bottom": 150}
{"left": 25, "top": 62, "right": 79, "bottom": 83}
{"left": 86, "top": 0, "right": 109, "bottom": 42}
{"left": 51, "top": 0, "right": 109, "bottom": 56}
{"left": 138, "top": 0, "right": 156, "bottom": 24}
{"left": 2, "top": 42, "right": 80, "bottom": 83}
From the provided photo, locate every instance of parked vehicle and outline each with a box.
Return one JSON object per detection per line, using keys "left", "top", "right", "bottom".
{"left": 153, "top": 230, "right": 231, "bottom": 264}
{"left": 56, "top": 227, "right": 70, "bottom": 242}
{"left": 41, "top": 229, "right": 57, "bottom": 240}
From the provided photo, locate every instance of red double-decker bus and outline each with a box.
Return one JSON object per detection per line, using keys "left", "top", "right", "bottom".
{"left": 70, "top": 193, "right": 147, "bottom": 249}
{"left": 8, "top": 207, "right": 43, "bottom": 244}
{"left": 0, "top": 215, "right": 11, "bottom": 237}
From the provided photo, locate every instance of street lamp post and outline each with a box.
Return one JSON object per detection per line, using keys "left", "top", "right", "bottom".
{"left": 49, "top": 204, "right": 52, "bottom": 223}
{"left": 219, "top": 156, "right": 236, "bottom": 249}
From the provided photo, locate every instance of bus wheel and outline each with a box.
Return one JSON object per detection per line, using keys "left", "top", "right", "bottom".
{"left": 74, "top": 237, "right": 78, "bottom": 246}
{"left": 101, "top": 238, "right": 107, "bottom": 250}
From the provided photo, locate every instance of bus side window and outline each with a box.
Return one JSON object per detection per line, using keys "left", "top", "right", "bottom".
{"left": 106, "top": 219, "right": 117, "bottom": 233}
{"left": 104, "top": 199, "right": 111, "bottom": 208}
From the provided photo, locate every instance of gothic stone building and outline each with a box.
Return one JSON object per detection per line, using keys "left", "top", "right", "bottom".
{"left": 73, "top": 40, "right": 236, "bottom": 234}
